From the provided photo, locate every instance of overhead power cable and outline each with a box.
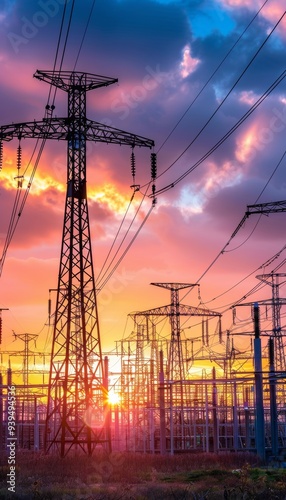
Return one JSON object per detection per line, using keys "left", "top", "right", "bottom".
{"left": 73, "top": 0, "right": 96, "bottom": 71}
{"left": 223, "top": 149, "right": 286, "bottom": 253}
{"left": 96, "top": 185, "right": 152, "bottom": 291}
{"left": 154, "top": 67, "right": 286, "bottom": 197}
{"left": 156, "top": 0, "right": 270, "bottom": 156}
{"left": 180, "top": 144, "right": 286, "bottom": 306}
{"left": 0, "top": 1, "right": 74, "bottom": 277}
{"left": 97, "top": 203, "right": 154, "bottom": 292}
{"left": 153, "top": 9, "right": 286, "bottom": 194}
{"left": 96, "top": 190, "right": 137, "bottom": 286}
{"left": 96, "top": 1, "right": 282, "bottom": 292}
{"left": 46, "top": 0, "right": 70, "bottom": 109}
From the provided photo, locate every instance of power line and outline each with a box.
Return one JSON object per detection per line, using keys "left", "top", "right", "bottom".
{"left": 96, "top": 191, "right": 137, "bottom": 286}
{"left": 73, "top": 0, "right": 96, "bottom": 71}
{"left": 0, "top": 1, "right": 74, "bottom": 277}
{"left": 180, "top": 144, "right": 286, "bottom": 306}
{"left": 153, "top": 9, "right": 286, "bottom": 194}
{"left": 91, "top": 2, "right": 286, "bottom": 294}
{"left": 98, "top": 202, "right": 154, "bottom": 292}
{"left": 154, "top": 68, "right": 286, "bottom": 197}
{"left": 155, "top": 0, "right": 270, "bottom": 156}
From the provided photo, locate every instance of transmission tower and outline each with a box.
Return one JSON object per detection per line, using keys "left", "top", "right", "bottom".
{"left": 0, "top": 70, "right": 154, "bottom": 456}
{"left": 10, "top": 332, "right": 39, "bottom": 387}
{"left": 131, "top": 282, "right": 221, "bottom": 405}
{"left": 256, "top": 272, "right": 286, "bottom": 372}
{"left": 234, "top": 199, "right": 286, "bottom": 372}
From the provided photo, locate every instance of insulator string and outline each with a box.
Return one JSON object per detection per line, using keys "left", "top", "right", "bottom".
{"left": 0, "top": 142, "right": 3, "bottom": 171}
{"left": 131, "top": 150, "right": 136, "bottom": 180}
{"left": 15, "top": 142, "right": 23, "bottom": 189}
{"left": 17, "top": 143, "right": 21, "bottom": 170}
{"left": 151, "top": 152, "right": 157, "bottom": 206}
{"left": 130, "top": 148, "right": 140, "bottom": 192}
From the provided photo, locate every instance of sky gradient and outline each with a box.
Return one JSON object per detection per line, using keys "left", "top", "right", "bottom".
{"left": 0, "top": 0, "right": 285, "bottom": 374}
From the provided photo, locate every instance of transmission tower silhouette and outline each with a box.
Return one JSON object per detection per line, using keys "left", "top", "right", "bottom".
{"left": 0, "top": 70, "right": 154, "bottom": 456}
{"left": 131, "top": 282, "right": 221, "bottom": 407}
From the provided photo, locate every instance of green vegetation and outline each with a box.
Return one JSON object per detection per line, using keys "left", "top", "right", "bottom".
{"left": 1, "top": 450, "right": 286, "bottom": 499}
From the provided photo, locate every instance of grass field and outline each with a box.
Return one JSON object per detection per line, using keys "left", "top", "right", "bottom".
{"left": 1, "top": 450, "right": 286, "bottom": 499}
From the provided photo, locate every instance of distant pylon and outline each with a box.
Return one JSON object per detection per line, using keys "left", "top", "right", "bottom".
{"left": 256, "top": 272, "right": 286, "bottom": 372}
{"left": 0, "top": 70, "right": 154, "bottom": 456}
{"left": 131, "top": 282, "right": 221, "bottom": 406}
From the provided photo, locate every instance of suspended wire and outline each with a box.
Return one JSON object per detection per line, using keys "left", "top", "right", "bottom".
{"left": 46, "top": 0, "right": 70, "bottom": 109}
{"left": 97, "top": 186, "right": 152, "bottom": 290}
{"left": 96, "top": 152, "right": 157, "bottom": 289}
{"left": 224, "top": 215, "right": 263, "bottom": 253}
{"left": 0, "top": 185, "right": 22, "bottom": 277}
{"left": 54, "top": 0, "right": 155, "bottom": 292}
{"left": 155, "top": 0, "right": 270, "bottom": 156}
{"left": 73, "top": 0, "right": 96, "bottom": 71}
{"left": 180, "top": 143, "right": 286, "bottom": 306}
{"left": 155, "top": 70, "right": 286, "bottom": 198}
{"left": 153, "top": 10, "right": 286, "bottom": 195}
{"left": 224, "top": 148, "right": 286, "bottom": 253}
{"left": 96, "top": 191, "right": 137, "bottom": 285}
{"left": 0, "top": 139, "right": 49, "bottom": 277}
{"left": 146, "top": 8, "right": 285, "bottom": 352}
{"left": 98, "top": 203, "right": 154, "bottom": 292}
{"left": 96, "top": 149, "right": 146, "bottom": 288}
{"left": 0, "top": 1, "right": 74, "bottom": 277}
{"left": 254, "top": 148, "right": 286, "bottom": 204}
{"left": 57, "top": 0, "right": 76, "bottom": 73}
{"left": 204, "top": 240, "right": 286, "bottom": 311}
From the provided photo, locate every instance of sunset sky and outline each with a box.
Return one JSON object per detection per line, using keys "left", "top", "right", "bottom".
{"left": 0, "top": 0, "right": 285, "bottom": 375}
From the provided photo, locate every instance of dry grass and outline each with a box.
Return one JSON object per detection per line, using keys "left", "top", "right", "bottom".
{"left": 0, "top": 450, "right": 286, "bottom": 499}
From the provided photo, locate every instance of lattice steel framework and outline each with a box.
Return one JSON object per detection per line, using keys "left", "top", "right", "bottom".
{"left": 0, "top": 70, "right": 154, "bottom": 456}
{"left": 256, "top": 272, "right": 286, "bottom": 372}
{"left": 131, "top": 282, "right": 221, "bottom": 407}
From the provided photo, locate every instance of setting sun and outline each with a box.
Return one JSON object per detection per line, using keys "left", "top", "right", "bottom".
{"left": 107, "top": 390, "right": 120, "bottom": 406}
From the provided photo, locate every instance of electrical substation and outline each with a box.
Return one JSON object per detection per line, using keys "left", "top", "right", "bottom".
{"left": 1, "top": 70, "right": 286, "bottom": 462}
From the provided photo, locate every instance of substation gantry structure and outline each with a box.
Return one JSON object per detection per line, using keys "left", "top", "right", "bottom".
{"left": 234, "top": 200, "right": 286, "bottom": 372}
{"left": 0, "top": 70, "right": 154, "bottom": 456}
{"left": 130, "top": 282, "right": 222, "bottom": 406}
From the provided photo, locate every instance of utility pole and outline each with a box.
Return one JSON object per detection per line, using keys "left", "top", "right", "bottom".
{"left": 253, "top": 303, "right": 265, "bottom": 461}
{"left": 0, "top": 70, "right": 154, "bottom": 456}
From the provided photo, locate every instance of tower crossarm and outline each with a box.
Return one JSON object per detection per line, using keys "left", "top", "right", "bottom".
{"left": 246, "top": 200, "right": 286, "bottom": 215}
{"left": 34, "top": 70, "right": 119, "bottom": 92}
{"left": 85, "top": 119, "right": 154, "bottom": 147}
{"left": 0, "top": 68, "right": 155, "bottom": 456}
{"left": 233, "top": 298, "right": 286, "bottom": 308}
{"left": 0, "top": 119, "right": 67, "bottom": 141}
{"left": 0, "top": 118, "right": 155, "bottom": 148}
{"left": 130, "top": 303, "right": 221, "bottom": 319}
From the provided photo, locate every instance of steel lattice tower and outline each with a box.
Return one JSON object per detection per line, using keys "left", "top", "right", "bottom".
{"left": 0, "top": 70, "right": 154, "bottom": 456}
{"left": 256, "top": 272, "right": 286, "bottom": 372}
{"left": 131, "top": 282, "right": 221, "bottom": 406}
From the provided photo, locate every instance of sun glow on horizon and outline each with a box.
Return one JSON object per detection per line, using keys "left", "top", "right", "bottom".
{"left": 107, "top": 390, "right": 121, "bottom": 406}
